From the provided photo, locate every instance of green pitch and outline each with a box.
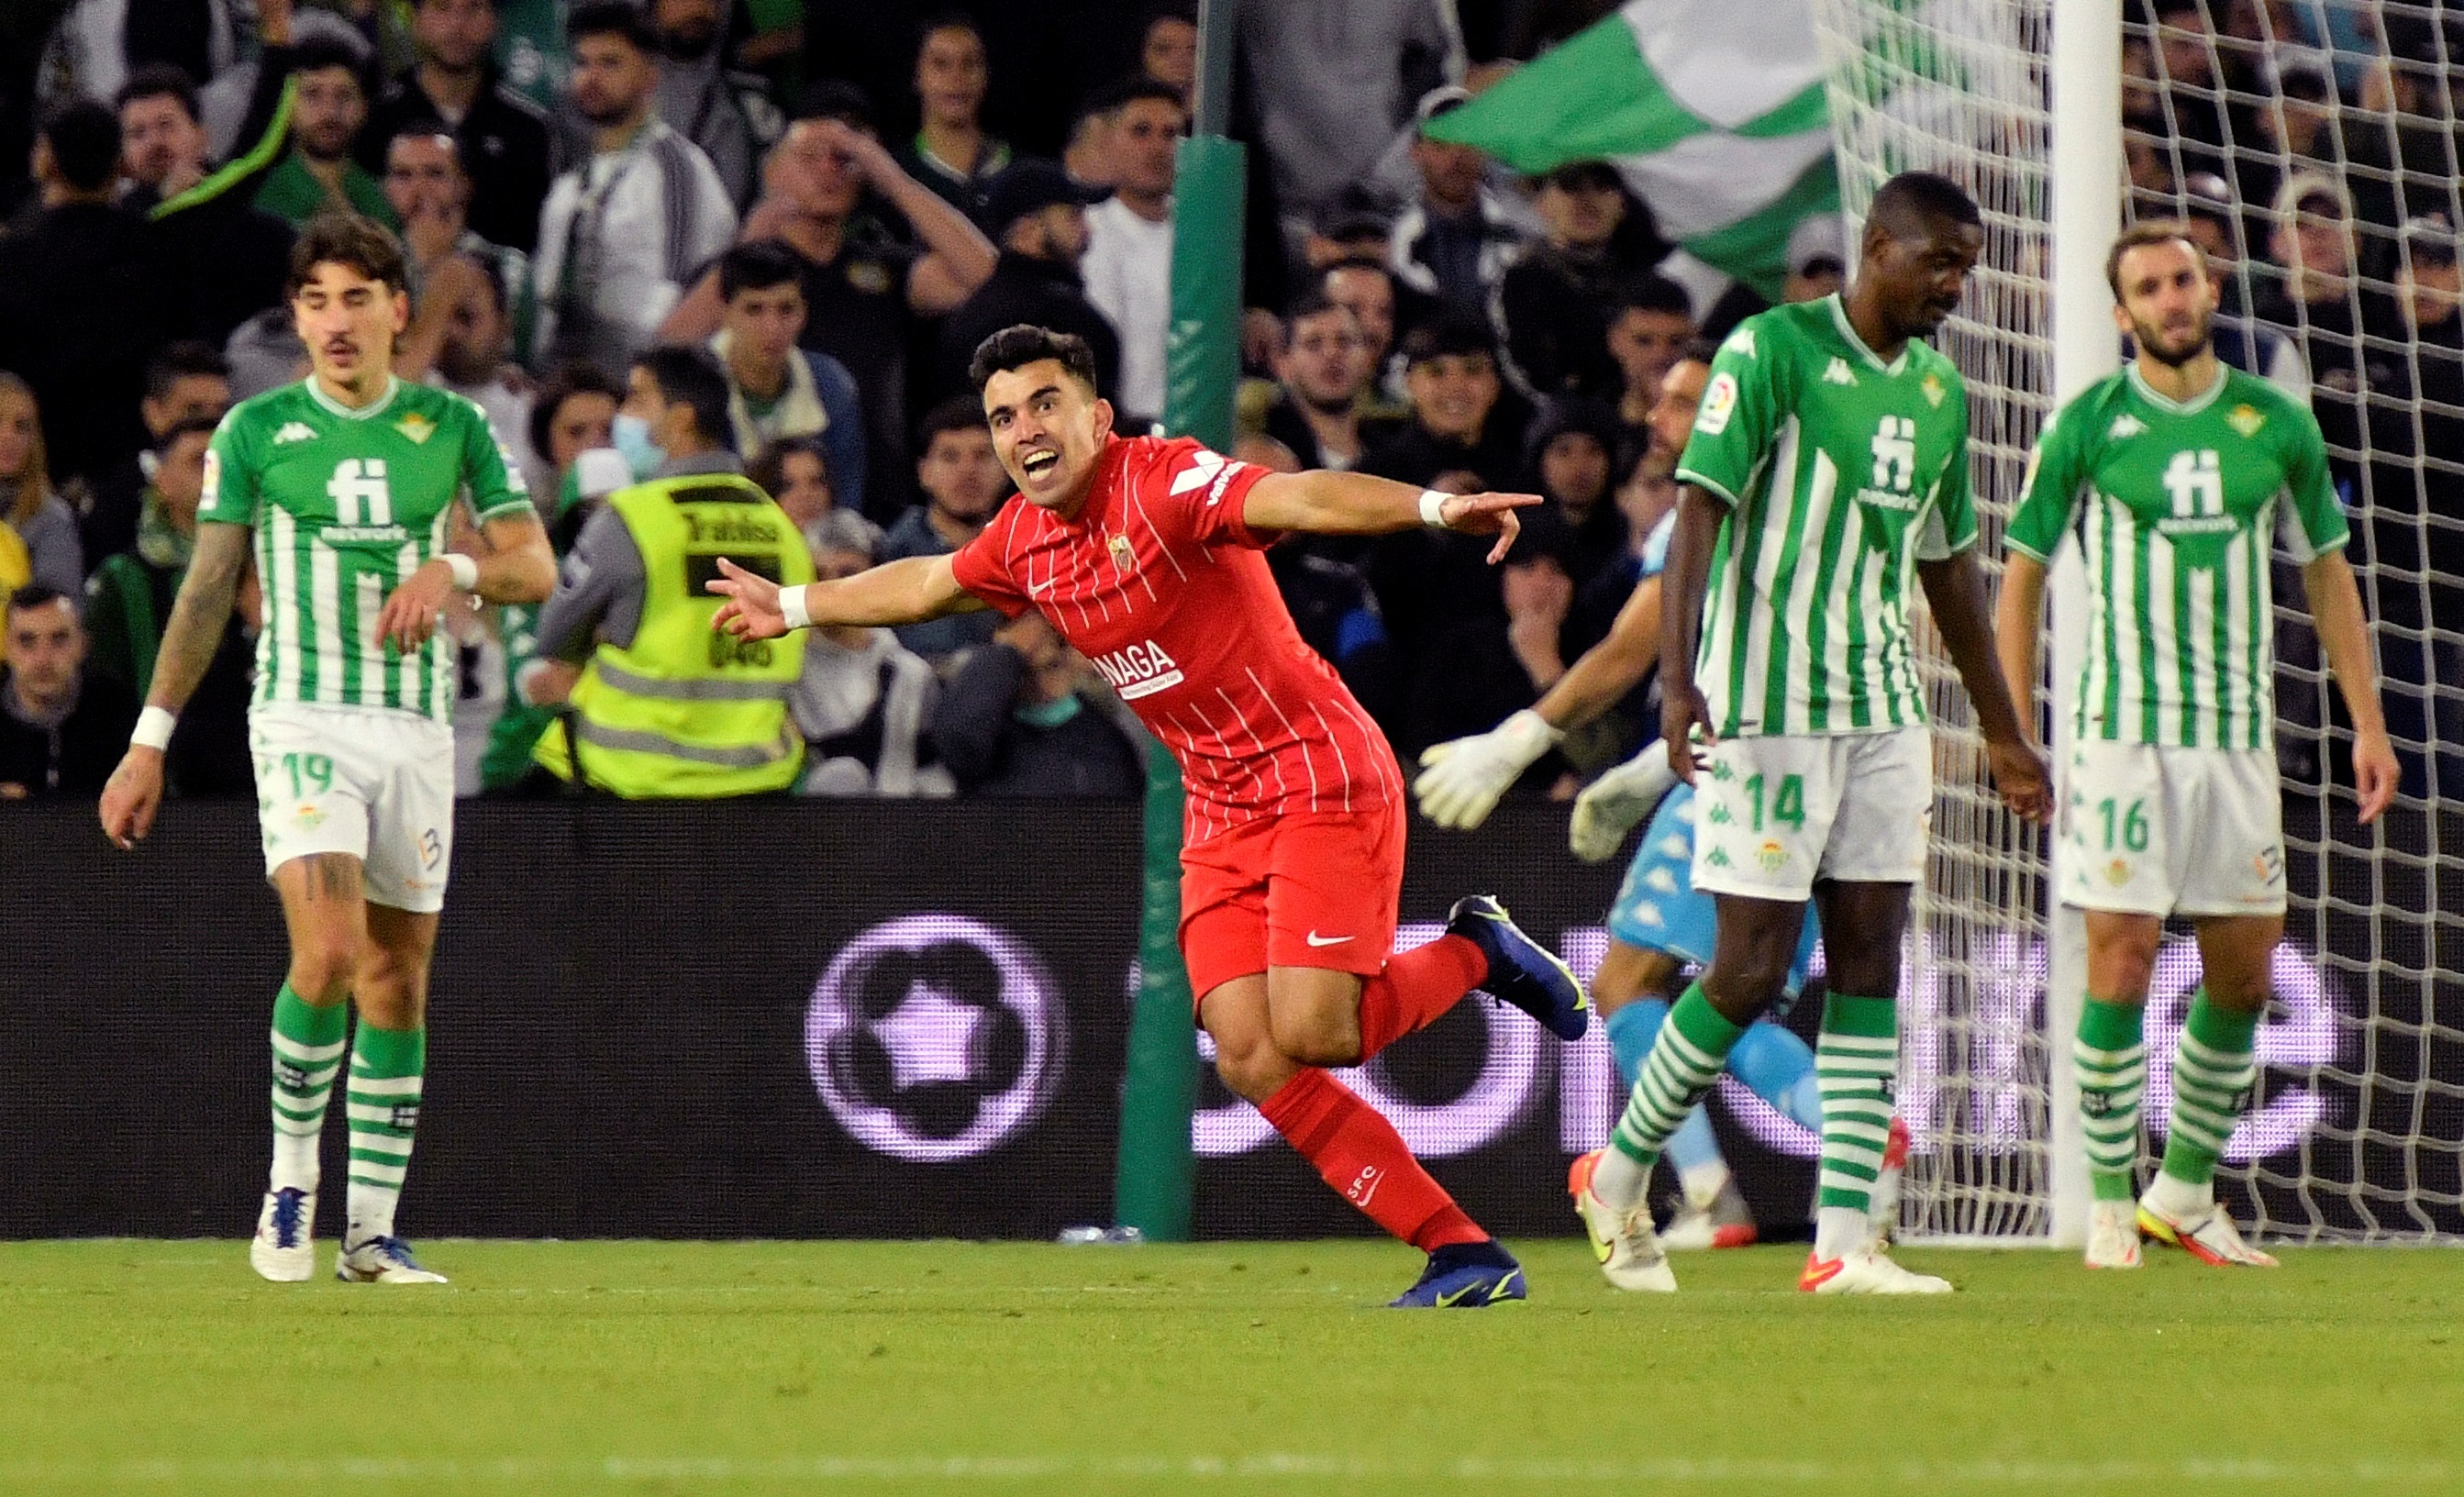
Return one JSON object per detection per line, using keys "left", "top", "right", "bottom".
{"left": 4, "top": 1240, "right": 2457, "bottom": 1495}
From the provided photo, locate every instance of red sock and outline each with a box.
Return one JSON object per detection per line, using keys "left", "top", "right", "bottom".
{"left": 1353, "top": 934, "right": 1485, "bottom": 1060}
{"left": 1257, "top": 1068, "right": 1487, "bottom": 1250}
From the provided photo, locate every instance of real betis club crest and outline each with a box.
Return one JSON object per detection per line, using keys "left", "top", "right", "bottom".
{"left": 394, "top": 412, "right": 436, "bottom": 444}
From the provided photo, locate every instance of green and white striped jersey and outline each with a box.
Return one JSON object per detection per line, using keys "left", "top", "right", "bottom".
{"left": 200, "top": 377, "right": 530, "bottom": 724}
{"left": 1676, "top": 295, "right": 1978, "bottom": 737}
{"left": 2005, "top": 362, "right": 2347, "bottom": 749}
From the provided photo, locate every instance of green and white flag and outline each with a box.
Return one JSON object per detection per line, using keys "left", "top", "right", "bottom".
{"left": 1425, "top": 0, "right": 1838, "bottom": 301}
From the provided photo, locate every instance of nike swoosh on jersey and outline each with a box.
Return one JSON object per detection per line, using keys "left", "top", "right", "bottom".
{"left": 1304, "top": 931, "right": 1352, "bottom": 947}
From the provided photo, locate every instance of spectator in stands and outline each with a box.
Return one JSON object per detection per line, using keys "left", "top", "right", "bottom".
{"left": 790, "top": 535, "right": 950, "bottom": 797}
{"left": 74, "top": 341, "right": 229, "bottom": 569}
{"left": 117, "top": 63, "right": 213, "bottom": 207}
{"left": 1365, "top": 313, "right": 1529, "bottom": 494}
{"left": 890, "top": 15, "right": 1010, "bottom": 224}
{"left": 532, "top": 2, "right": 738, "bottom": 374}
{"left": 937, "top": 161, "right": 1123, "bottom": 412}
{"left": 2146, "top": 0, "right": 2241, "bottom": 185}
{"left": 1236, "top": 0, "right": 1460, "bottom": 235}
{"left": 1397, "top": 506, "right": 1579, "bottom": 792}
{"left": 115, "top": 63, "right": 296, "bottom": 350}
{"left": 749, "top": 434, "right": 882, "bottom": 560}
{"left": 1063, "top": 90, "right": 1120, "bottom": 194}
{"left": 932, "top": 611, "right": 1143, "bottom": 798}
{"left": 880, "top": 397, "right": 1008, "bottom": 662}
{"left": 2363, "top": 216, "right": 2464, "bottom": 619}
{"left": 383, "top": 125, "right": 530, "bottom": 357}
{"left": 1496, "top": 161, "right": 1659, "bottom": 402}
{"left": 1260, "top": 289, "right": 1397, "bottom": 471}
{"left": 2256, "top": 171, "right": 2392, "bottom": 466}
{"left": 709, "top": 240, "right": 869, "bottom": 516}
{"left": 432, "top": 255, "right": 544, "bottom": 497}
{"left": 2241, "top": 66, "right": 2343, "bottom": 240}
{"left": 254, "top": 36, "right": 396, "bottom": 228}
{"left": 1523, "top": 396, "right": 1624, "bottom": 590}
{"left": 528, "top": 363, "right": 626, "bottom": 538}
{"left": 1302, "top": 194, "right": 1394, "bottom": 272}
{"left": 1389, "top": 85, "right": 1527, "bottom": 323}
{"left": 2347, "top": 52, "right": 2457, "bottom": 254}
{"left": 0, "top": 103, "right": 181, "bottom": 493}
{"left": 1323, "top": 256, "right": 1422, "bottom": 413}
{"left": 2178, "top": 172, "right": 2309, "bottom": 398}
{"left": 80, "top": 415, "right": 255, "bottom": 795}
{"left": 0, "top": 586, "right": 136, "bottom": 798}
{"left": 33, "top": 0, "right": 251, "bottom": 126}
{"left": 1140, "top": 3, "right": 1200, "bottom": 102}
{"left": 1782, "top": 213, "right": 1848, "bottom": 304}
{"left": 656, "top": 91, "right": 997, "bottom": 519}
{"left": 1082, "top": 79, "right": 1187, "bottom": 427}
{"left": 1604, "top": 274, "right": 1696, "bottom": 454}
{"left": 649, "top": 0, "right": 771, "bottom": 210}
{"left": 362, "top": 0, "right": 552, "bottom": 254}
{"left": 0, "top": 375, "right": 88, "bottom": 598}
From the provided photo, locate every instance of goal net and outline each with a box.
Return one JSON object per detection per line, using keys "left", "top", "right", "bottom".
{"left": 1806, "top": 0, "right": 2463, "bottom": 1243}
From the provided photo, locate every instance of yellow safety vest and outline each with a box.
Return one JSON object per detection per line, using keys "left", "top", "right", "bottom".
{"left": 534, "top": 472, "right": 814, "bottom": 797}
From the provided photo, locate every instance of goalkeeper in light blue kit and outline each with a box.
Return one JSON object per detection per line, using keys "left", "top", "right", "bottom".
{"left": 1415, "top": 350, "right": 1903, "bottom": 1261}
{"left": 1995, "top": 223, "right": 2396, "bottom": 1269}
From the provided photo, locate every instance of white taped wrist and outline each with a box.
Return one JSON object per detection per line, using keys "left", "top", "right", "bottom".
{"left": 442, "top": 553, "right": 480, "bottom": 591}
{"left": 779, "top": 583, "right": 813, "bottom": 630}
{"left": 132, "top": 705, "right": 176, "bottom": 751}
{"left": 1418, "top": 489, "right": 1450, "bottom": 529}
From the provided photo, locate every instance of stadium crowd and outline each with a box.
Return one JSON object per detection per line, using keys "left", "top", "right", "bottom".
{"left": 0, "top": 0, "right": 2457, "bottom": 802}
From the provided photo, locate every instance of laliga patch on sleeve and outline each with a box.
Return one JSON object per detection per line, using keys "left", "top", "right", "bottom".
{"left": 1694, "top": 371, "right": 1739, "bottom": 435}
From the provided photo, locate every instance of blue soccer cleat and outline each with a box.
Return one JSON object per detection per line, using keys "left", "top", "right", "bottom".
{"left": 1389, "top": 1240, "right": 1527, "bottom": 1308}
{"left": 1446, "top": 894, "right": 1590, "bottom": 1040}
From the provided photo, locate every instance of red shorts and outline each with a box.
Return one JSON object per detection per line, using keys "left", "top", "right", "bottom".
{"left": 1178, "top": 805, "right": 1405, "bottom": 1004}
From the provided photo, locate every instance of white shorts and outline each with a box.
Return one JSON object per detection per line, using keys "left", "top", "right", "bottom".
{"left": 2059, "top": 740, "right": 2285, "bottom": 917}
{"left": 1690, "top": 727, "right": 1933, "bottom": 902}
{"left": 250, "top": 703, "right": 456, "bottom": 914}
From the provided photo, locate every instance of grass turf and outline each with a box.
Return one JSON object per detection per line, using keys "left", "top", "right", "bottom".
{"left": 2, "top": 1239, "right": 2458, "bottom": 1495}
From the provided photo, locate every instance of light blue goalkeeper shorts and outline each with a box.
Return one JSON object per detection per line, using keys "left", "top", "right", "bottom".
{"left": 1605, "top": 782, "right": 1822, "bottom": 1003}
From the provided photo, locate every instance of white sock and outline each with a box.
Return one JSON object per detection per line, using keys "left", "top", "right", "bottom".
{"left": 1593, "top": 1146, "right": 1654, "bottom": 1213}
{"left": 1678, "top": 1159, "right": 1732, "bottom": 1210}
{"left": 1814, "top": 1205, "right": 1870, "bottom": 1261}
{"left": 2144, "top": 1170, "right": 2212, "bottom": 1220}
{"left": 270, "top": 1131, "right": 320, "bottom": 1194}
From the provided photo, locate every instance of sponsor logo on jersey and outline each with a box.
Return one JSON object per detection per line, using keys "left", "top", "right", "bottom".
{"left": 1106, "top": 532, "right": 1136, "bottom": 571}
{"left": 1823, "top": 357, "right": 1857, "bottom": 386}
{"left": 1870, "top": 415, "right": 1919, "bottom": 493}
{"left": 1694, "top": 372, "right": 1739, "bottom": 434}
{"left": 394, "top": 413, "right": 437, "bottom": 444}
{"left": 272, "top": 421, "right": 317, "bottom": 445}
{"left": 1089, "top": 638, "right": 1183, "bottom": 700}
{"left": 2227, "top": 404, "right": 2267, "bottom": 438}
{"left": 1758, "top": 839, "right": 1786, "bottom": 872}
{"left": 1921, "top": 371, "right": 1947, "bottom": 407}
{"left": 2108, "top": 414, "right": 2147, "bottom": 440}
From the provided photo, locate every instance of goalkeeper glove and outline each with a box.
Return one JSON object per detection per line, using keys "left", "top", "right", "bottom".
{"left": 1414, "top": 709, "right": 1564, "bottom": 829}
{"left": 1569, "top": 748, "right": 1680, "bottom": 862}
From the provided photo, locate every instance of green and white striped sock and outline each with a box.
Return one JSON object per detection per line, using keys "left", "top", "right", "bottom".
{"left": 2157, "top": 989, "right": 2258, "bottom": 1210}
{"left": 345, "top": 1025, "right": 425, "bottom": 1246}
{"left": 1815, "top": 993, "right": 1896, "bottom": 1259}
{"left": 1593, "top": 983, "right": 1744, "bottom": 1212}
{"left": 269, "top": 984, "right": 348, "bottom": 1192}
{"left": 2075, "top": 996, "right": 2148, "bottom": 1203}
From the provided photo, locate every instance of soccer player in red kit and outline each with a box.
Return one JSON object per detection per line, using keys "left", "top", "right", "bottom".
{"left": 712, "top": 325, "right": 1588, "bottom": 1306}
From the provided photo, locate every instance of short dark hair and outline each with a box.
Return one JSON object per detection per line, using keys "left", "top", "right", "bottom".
{"left": 157, "top": 412, "right": 221, "bottom": 454}
{"left": 288, "top": 213, "right": 409, "bottom": 294}
{"left": 917, "top": 394, "right": 989, "bottom": 449}
{"left": 968, "top": 325, "right": 1100, "bottom": 396}
{"left": 1399, "top": 312, "right": 1496, "bottom": 369}
{"left": 1082, "top": 74, "right": 1187, "bottom": 119}
{"left": 1868, "top": 170, "right": 1983, "bottom": 242}
{"left": 40, "top": 101, "right": 122, "bottom": 192}
{"left": 117, "top": 63, "right": 200, "bottom": 123}
{"left": 289, "top": 35, "right": 371, "bottom": 85}
{"left": 2277, "top": 66, "right": 2332, "bottom": 104}
{"left": 2105, "top": 219, "right": 2204, "bottom": 300}
{"left": 749, "top": 434, "right": 831, "bottom": 497}
{"left": 794, "top": 79, "right": 874, "bottom": 128}
{"left": 8, "top": 583, "right": 71, "bottom": 616}
{"left": 527, "top": 360, "right": 627, "bottom": 460}
{"left": 1616, "top": 273, "right": 1696, "bottom": 321}
{"left": 916, "top": 10, "right": 984, "bottom": 51}
{"left": 145, "top": 341, "right": 229, "bottom": 402}
{"left": 1141, "top": 0, "right": 1197, "bottom": 28}
{"left": 717, "top": 239, "right": 807, "bottom": 302}
{"left": 1676, "top": 335, "right": 1720, "bottom": 367}
{"left": 567, "top": 0, "right": 658, "bottom": 54}
{"left": 1284, "top": 287, "right": 1349, "bottom": 326}
{"left": 633, "top": 345, "right": 737, "bottom": 453}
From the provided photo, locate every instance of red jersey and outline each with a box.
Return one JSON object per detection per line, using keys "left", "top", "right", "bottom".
{"left": 950, "top": 435, "right": 1403, "bottom": 845}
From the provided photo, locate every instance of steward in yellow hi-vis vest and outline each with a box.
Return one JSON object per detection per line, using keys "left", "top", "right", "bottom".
{"left": 529, "top": 349, "right": 815, "bottom": 796}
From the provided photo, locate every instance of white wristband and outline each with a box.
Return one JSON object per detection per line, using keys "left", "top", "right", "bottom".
{"left": 442, "top": 552, "right": 480, "bottom": 591}
{"left": 778, "top": 582, "right": 813, "bottom": 631}
{"left": 131, "top": 705, "right": 176, "bottom": 751}
{"left": 1418, "top": 489, "right": 1451, "bottom": 529}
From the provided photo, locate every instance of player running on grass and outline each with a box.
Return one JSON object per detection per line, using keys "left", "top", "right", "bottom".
{"left": 1414, "top": 349, "right": 1880, "bottom": 1257}
{"left": 1581, "top": 172, "right": 2053, "bottom": 1295}
{"left": 99, "top": 214, "right": 556, "bottom": 1284}
{"left": 712, "top": 324, "right": 1589, "bottom": 1308}
{"left": 1995, "top": 222, "right": 2396, "bottom": 1269}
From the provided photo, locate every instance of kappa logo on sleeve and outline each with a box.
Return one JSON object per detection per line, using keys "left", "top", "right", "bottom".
{"left": 1168, "top": 450, "right": 1226, "bottom": 495}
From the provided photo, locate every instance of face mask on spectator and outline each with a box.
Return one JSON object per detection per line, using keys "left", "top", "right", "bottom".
{"left": 612, "top": 414, "right": 665, "bottom": 479}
